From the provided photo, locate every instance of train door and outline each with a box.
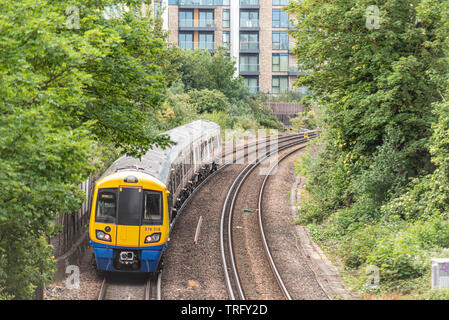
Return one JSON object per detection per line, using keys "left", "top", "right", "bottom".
{"left": 116, "top": 186, "right": 142, "bottom": 247}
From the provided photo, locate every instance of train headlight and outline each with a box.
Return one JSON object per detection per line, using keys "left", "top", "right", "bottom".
{"left": 144, "top": 233, "right": 161, "bottom": 243}
{"left": 96, "top": 230, "right": 112, "bottom": 242}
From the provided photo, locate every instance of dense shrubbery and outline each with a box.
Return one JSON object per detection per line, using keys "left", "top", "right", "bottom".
{"left": 155, "top": 48, "right": 281, "bottom": 132}
{"left": 289, "top": 0, "right": 449, "bottom": 297}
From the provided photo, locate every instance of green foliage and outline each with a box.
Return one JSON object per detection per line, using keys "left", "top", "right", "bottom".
{"left": 290, "top": 100, "right": 317, "bottom": 131}
{"left": 421, "top": 289, "right": 449, "bottom": 300}
{"left": 0, "top": 0, "right": 176, "bottom": 299}
{"left": 175, "top": 48, "right": 248, "bottom": 104}
{"left": 158, "top": 48, "right": 281, "bottom": 131}
{"left": 288, "top": 0, "right": 449, "bottom": 297}
{"left": 188, "top": 89, "right": 229, "bottom": 114}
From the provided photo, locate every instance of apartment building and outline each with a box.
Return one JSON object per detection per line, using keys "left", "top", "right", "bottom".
{"left": 156, "top": 0, "right": 302, "bottom": 94}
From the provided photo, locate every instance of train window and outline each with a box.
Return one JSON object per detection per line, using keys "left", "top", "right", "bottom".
{"left": 170, "top": 174, "right": 175, "bottom": 195}
{"left": 201, "top": 141, "right": 206, "bottom": 159}
{"left": 117, "top": 187, "right": 142, "bottom": 226}
{"left": 195, "top": 145, "right": 199, "bottom": 164}
{"left": 96, "top": 188, "right": 117, "bottom": 223}
{"left": 176, "top": 163, "right": 182, "bottom": 187}
{"left": 142, "top": 190, "right": 163, "bottom": 225}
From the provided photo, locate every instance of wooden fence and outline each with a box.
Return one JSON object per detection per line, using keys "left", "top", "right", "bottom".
{"left": 48, "top": 176, "right": 94, "bottom": 258}
{"left": 263, "top": 102, "right": 304, "bottom": 127}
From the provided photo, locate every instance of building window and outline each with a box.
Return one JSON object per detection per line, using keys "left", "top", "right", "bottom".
{"left": 272, "top": 53, "right": 289, "bottom": 72}
{"left": 244, "top": 77, "right": 259, "bottom": 94}
{"left": 179, "top": 32, "right": 194, "bottom": 50}
{"left": 199, "top": 32, "right": 214, "bottom": 50}
{"left": 179, "top": 10, "right": 193, "bottom": 27}
{"left": 222, "top": 31, "right": 230, "bottom": 49}
{"left": 240, "top": 10, "right": 259, "bottom": 28}
{"left": 272, "top": 31, "right": 289, "bottom": 50}
{"left": 199, "top": 10, "right": 214, "bottom": 28}
{"left": 223, "top": 9, "right": 230, "bottom": 28}
{"left": 272, "top": 76, "right": 288, "bottom": 93}
{"left": 223, "top": 0, "right": 230, "bottom": 5}
{"left": 272, "top": 0, "right": 289, "bottom": 5}
{"left": 272, "top": 9, "right": 289, "bottom": 28}
{"left": 240, "top": 54, "right": 259, "bottom": 72}
{"left": 240, "top": 33, "right": 259, "bottom": 50}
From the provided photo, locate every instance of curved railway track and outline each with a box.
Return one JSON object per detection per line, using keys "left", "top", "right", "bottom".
{"left": 220, "top": 133, "right": 318, "bottom": 300}
{"left": 175, "top": 132, "right": 309, "bottom": 221}
{"left": 96, "top": 131, "right": 316, "bottom": 301}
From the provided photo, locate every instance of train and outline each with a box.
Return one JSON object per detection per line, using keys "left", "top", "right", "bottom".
{"left": 89, "top": 120, "right": 222, "bottom": 273}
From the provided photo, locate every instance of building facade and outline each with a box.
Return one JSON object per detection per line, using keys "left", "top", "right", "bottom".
{"left": 158, "top": 0, "right": 301, "bottom": 94}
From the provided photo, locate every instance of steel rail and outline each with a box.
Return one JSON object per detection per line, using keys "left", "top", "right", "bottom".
{"left": 220, "top": 134, "right": 316, "bottom": 300}
{"left": 257, "top": 146, "right": 309, "bottom": 300}
{"left": 98, "top": 272, "right": 161, "bottom": 300}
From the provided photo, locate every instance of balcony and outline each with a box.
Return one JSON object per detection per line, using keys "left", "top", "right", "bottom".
{"left": 198, "top": 19, "right": 216, "bottom": 28}
{"left": 272, "top": 42, "right": 289, "bottom": 51}
{"left": 240, "top": 0, "right": 260, "bottom": 8}
{"left": 239, "top": 64, "right": 260, "bottom": 75}
{"left": 178, "top": 0, "right": 217, "bottom": 8}
{"left": 179, "top": 41, "right": 216, "bottom": 51}
{"left": 239, "top": 41, "right": 259, "bottom": 52}
{"left": 179, "top": 19, "right": 217, "bottom": 31}
{"left": 198, "top": 41, "right": 216, "bottom": 51}
{"left": 240, "top": 20, "right": 259, "bottom": 30}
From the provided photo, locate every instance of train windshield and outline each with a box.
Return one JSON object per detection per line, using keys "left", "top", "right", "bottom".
{"left": 96, "top": 187, "right": 162, "bottom": 226}
{"left": 96, "top": 189, "right": 117, "bottom": 223}
{"left": 143, "top": 190, "right": 163, "bottom": 225}
{"left": 117, "top": 187, "right": 142, "bottom": 226}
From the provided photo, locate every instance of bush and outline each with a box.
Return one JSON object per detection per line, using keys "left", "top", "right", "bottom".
{"left": 188, "top": 89, "right": 229, "bottom": 114}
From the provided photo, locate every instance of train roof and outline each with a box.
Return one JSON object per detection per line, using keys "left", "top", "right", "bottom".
{"left": 101, "top": 120, "right": 220, "bottom": 186}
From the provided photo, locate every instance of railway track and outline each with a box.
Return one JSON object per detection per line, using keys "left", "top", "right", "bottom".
{"left": 176, "top": 132, "right": 309, "bottom": 218}
{"left": 220, "top": 133, "right": 317, "bottom": 300}
{"left": 98, "top": 272, "right": 162, "bottom": 300}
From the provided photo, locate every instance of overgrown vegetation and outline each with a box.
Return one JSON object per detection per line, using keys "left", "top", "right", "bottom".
{"left": 154, "top": 48, "right": 281, "bottom": 132}
{"left": 288, "top": 0, "right": 449, "bottom": 298}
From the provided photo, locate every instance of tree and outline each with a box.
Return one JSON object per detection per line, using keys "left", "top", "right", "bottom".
{"left": 0, "top": 0, "right": 175, "bottom": 299}
{"left": 287, "top": 0, "right": 449, "bottom": 215}
{"left": 287, "top": 0, "right": 449, "bottom": 292}
{"left": 188, "top": 89, "right": 229, "bottom": 114}
{"left": 175, "top": 48, "right": 248, "bottom": 103}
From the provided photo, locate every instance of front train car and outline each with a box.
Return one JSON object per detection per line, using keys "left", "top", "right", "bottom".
{"left": 88, "top": 120, "right": 221, "bottom": 273}
{"left": 89, "top": 170, "right": 169, "bottom": 272}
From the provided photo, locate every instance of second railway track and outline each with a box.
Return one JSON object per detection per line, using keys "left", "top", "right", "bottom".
{"left": 220, "top": 133, "right": 317, "bottom": 300}
{"left": 161, "top": 131, "right": 319, "bottom": 300}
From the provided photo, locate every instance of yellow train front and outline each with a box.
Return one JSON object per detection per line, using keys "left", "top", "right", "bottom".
{"left": 89, "top": 171, "right": 169, "bottom": 272}
{"left": 88, "top": 120, "right": 222, "bottom": 273}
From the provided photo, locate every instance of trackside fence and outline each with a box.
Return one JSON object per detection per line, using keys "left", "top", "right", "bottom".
{"left": 47, "top": 176, "right": 94, "bottom": 258}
